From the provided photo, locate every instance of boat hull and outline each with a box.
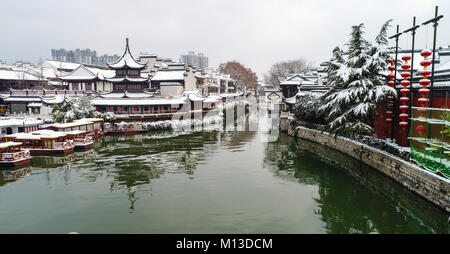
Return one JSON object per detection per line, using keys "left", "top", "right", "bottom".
{"left": 0, "top": 158, "right": 31, "bottom": 167}
{"left": 74, "top": 142, "right": 95, "bottom": 150}
{"left": 28, "top": 148, "right": 74, "bottom": 155}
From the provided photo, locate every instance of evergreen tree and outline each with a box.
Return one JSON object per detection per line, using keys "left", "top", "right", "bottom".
{"left": 319, "top": 20, "right": 397, "bottom": 136}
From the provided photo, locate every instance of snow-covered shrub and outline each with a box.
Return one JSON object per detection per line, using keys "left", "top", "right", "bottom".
{"left": 52, "top": 96, "right": 113, "bottom": 123}
{"left": 293, "top": 92, "right": 326, "bottom": 125}
{"left": 52, "top": 96, "right": 96, "bottom": 123}
{"left": 353, "top": 134, "right": 411, "bottom": 161}
{"left": 98, "top": 112, "right": 116, "bottom": 123}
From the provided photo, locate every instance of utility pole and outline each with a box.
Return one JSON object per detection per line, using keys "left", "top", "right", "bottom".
{"left": 422, "top": 6, "right": 443, "bottom": 108}
{"left": 422, "top": 6, "right": 443, "bottom": 139}
{"left": 388, "top": 25, "right": 402, "bottom": 141}
{"left": 402, "top": 17, "right": 420, "bottom": 139}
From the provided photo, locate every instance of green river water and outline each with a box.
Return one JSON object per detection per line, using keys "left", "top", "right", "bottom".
{"left": 0, "top": 118, "right": 449, "bottom": 233}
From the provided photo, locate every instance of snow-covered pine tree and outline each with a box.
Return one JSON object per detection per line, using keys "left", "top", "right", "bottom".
{"left": 319, "top": 20, "right": 397, "bottom": 136}
{"left": 52, "top": 96, "right": 114, "bottom": 123}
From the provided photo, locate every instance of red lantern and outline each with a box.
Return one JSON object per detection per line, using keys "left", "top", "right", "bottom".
{"left": 420, "top": 70, "right": 431, "bottom": 76}
{"left": 401, "top": 64, "right": 411, "bottom": 70}
{"left": 418, "top": 88, "right": 430, "bottom": 96}
{"left": 399, "top": 105, "right": 409, "bottom": 111}
{"left": 400, "top": 89, "right": 409, "bottom": 95}
{"left": 134, "top": 106, "right": 139, "bottom": 111}
{"left": 420, "top": 49, "right": 432, "bottom": 57}
{"left": 416, "top": 125, "right": 425, "bottom": 132}
{"left": 121, "top": 107, "right": 124, "bottom": 112}
{"left": 400, "top": 72, "right": 411, "bottom": 78}
{"left": 399, "top": 113, "right": 409, "bottom": 120}
{"left": 419, "top": 79, "right": 431, "bottom": 86}
{"left": 400, "top": 97, "right": 409, "bottom": 103}
{"left": 420, "top": 60, "right": 432, "bottom": 67}
{"left": 400, "top": 80, "right": 410, "bottom": 86}
{"left": 401, "top": 55, "right": 412, "bottom": 61}
{"left": 107, "top": 107, "right": 111, "bottom": 111}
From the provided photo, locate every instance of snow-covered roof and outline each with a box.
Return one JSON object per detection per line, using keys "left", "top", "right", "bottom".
{"left": 160, "top": 82, "right": 183, "bottom": 86}
{"left": 58, "top": 65, "right": 98, "bottom": 81}
{"left": 4, "top": 97, "right": 42, "bottom": 102}
{"left": 0, "top": 141, "right": 23, "bottom": 149}
{"left": 7, "top": 131, "right": 66, "bottom": 140}
{"left": 0, "top": 118, "right": 43, "bottom": 128}
{"left": 47, "top": 121, "right": 94, "bottom": 129}
{"left": 91, "top": 98, "right": 187, "bottom": 106}
{"left": 151, "top": 70, "right": 185, "bottom": 81}
{"left": 74, "top": 118, "right": 104, "bottom": 123}
{"left": 280, "top": 74, "right": 316, "bottom": 86}
{"left": 42, "top": 95, "right": 65, "bottom": 104}
{"left": 186, "top": 93, "right": 205, "bottom": 102}
{"left": 0, "top": 69, "right": 41, "bottom": 81}
{"left": 105, "top": 76, "right": 148, "bottom": 83}
{"left": 42, "top": 60, "right": 80, "bottom": 71}
{"left": 28, "top": 102, "right": 43, "bottom": 107}
{"left": 85, "top": 67, "right": 115, "bottom": 80}
{"left": 107, "top": 39, "right": 146, "bottom": 70}
{"left": 203, "top": 97, "right": 219, "bottom": 103}
{"left": 220, "top": 93, "right": 243, "bottom": 97}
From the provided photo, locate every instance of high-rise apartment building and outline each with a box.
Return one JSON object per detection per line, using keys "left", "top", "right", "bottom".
{"left": 180, "top": 51, "right": 208, "bottom": 69}
{"left": 51, "top": 48, "right": 119, "bottom": 66}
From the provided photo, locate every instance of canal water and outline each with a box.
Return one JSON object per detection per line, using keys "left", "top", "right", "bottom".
{"left": 0, "top": 117, "right": 449, "bottom": 233}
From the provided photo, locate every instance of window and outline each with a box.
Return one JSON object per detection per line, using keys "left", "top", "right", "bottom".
{"left": 127, "top": 84, "right": 142, "bottom": 90}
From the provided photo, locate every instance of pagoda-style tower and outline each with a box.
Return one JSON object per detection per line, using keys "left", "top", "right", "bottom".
{"left": 106, "top": 38, "right": 148, "bottom": 92}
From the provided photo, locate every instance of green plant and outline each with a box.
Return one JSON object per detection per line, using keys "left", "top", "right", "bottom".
{"left": 441, "top": 110, "right": 450, "bottom": 137}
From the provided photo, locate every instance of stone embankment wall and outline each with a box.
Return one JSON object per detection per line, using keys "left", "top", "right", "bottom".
{"left": 291, "top": 126, "right": 450, "bottom": 213}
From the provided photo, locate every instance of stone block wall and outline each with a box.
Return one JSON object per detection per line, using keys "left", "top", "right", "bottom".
{"left": 294, "top": 126, "right": 450, "bottom": 213}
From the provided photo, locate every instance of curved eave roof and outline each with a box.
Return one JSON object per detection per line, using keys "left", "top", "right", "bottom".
{"left": 107, "top": 42, "right": 146, "bottom": 70}
{"left": 105, "top": 76, "right": 149, "bottom": 83}
{"left": 57, "top": 65, "right": 99, "bottom": 81}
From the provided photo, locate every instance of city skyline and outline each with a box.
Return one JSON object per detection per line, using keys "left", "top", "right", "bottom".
{"left": 1, "top": 0, "right": 450, "bottom": 78}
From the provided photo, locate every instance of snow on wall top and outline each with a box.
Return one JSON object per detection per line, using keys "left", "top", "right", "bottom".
{"left": 151, "top": 71, "right": 185, "bottom": 81}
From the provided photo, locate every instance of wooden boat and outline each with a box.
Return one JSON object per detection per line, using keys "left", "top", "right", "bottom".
{"left": 104, "top": 122, "right": 146, "bottom": 135}
{"left": 0, "top": 142, "right": 31, "bottom": 167}
{"left": 4, "top": 132, "right": 74, "bottom": 155}
{"left": 34, "top": 129, "right": 94, "bottom": 150}
{"left": 43, "top": 118, "right": 104, "bottom": 138}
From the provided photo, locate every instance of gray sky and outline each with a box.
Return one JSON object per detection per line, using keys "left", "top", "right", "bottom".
{"left": 1, "top": 0, "right": 449, "bottom": 78}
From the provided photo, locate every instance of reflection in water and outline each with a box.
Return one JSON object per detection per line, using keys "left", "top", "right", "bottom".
{"left": 0, "top": 111, "right": 448, "bottom": 234}
{"left": 264, "top": 134, "right": 449, "bottom": 234}
{"left": 0, "top": 166, "right": 32, "bottom": 186}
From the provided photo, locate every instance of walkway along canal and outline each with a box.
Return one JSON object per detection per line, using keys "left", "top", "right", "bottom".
{"left": 0, "top": 113, "right": 448, "bottom": 233}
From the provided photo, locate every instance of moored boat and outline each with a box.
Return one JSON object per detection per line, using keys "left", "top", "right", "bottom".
{"left": 34, "top": 129, "right": 94, "bottom": 150}
{"left": 0, "top": 142, "right": 31, "bottom": 167}
{"left": 43, "top": 118, "right": 104, "bottom": 138}
{"left": 4, "top": 132, "right": 75, "bottom": 155}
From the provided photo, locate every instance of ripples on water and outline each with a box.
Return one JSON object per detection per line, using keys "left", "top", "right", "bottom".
{"left": 0, "top": 117, "right": 449, "bottom": 234}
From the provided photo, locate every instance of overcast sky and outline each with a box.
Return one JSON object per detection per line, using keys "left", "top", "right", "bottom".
{"left": 1, "top": 0, "right": 449, "bottom": 78}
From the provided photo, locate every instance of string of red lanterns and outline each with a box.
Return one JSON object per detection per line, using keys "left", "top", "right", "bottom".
{"left": 399, "top": 55, "right": 411, "bottom": 131}
{"left": 416, "top": 49, "right": 432, "bottom": 136}
{"left": 386, "top": 60, "right": 396, "bottom": 124}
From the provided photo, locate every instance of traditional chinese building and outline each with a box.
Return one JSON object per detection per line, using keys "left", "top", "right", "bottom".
{"left": 106, "top": 38, "right": 149, "bottom": 93}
